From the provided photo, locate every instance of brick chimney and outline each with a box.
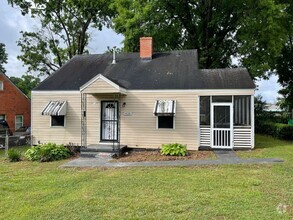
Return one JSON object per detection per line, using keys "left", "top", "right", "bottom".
{"left": 140, "top": 37, "right": 153, "bottom": 60}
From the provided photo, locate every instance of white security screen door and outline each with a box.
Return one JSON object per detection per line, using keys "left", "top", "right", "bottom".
{"left": 211, "top": 103, "right": 233, "bottom": 148}
{"left": 101, "top": 101, "right": 118, "bottom": 141}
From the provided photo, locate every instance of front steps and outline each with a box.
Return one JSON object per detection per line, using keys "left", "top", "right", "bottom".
{"left": 80, "top": 144, "right": 127, "bottom": 158}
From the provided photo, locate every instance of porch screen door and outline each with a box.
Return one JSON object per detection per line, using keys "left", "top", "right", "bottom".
{"left": 101, "top": 101, "right": 118, "bottom": 141}
{"left": 211, "top": 103, "right": 232, "bottom": 148}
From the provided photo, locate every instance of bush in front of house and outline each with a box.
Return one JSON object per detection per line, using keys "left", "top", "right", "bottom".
{"left": 7, "top": 149, "right": 21, "bottom": 162}
{"left": 64, "top": 143, "right": 81, "bottom": 156}
{"left": 25, "top": 143, "right": 71, "bottom": 162}
{"left": 161, "top": 143, "right": 187, "bottom": 156}
{"left": 257, "top": 122, "right": 293, "bottom": 140}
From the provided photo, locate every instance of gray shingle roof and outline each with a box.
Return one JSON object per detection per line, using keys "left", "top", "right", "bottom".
{"left": 34, "top": 50, "right": 255, "bottom": 91}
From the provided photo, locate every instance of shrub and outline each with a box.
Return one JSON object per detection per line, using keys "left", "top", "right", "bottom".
{"left": 25, "top": 143, "right": 71, "bottom": 162}
{"left": 161, "top": 143, "right": 187, "bottom": 156}
{"left": 65, "top": 143, "right": 81, "bottom": 156}
{"left": 256, "top": 122, "right": 293, "bottom": 140}
{"left": 7, "top": 149, "right": 21, "bottom": 162}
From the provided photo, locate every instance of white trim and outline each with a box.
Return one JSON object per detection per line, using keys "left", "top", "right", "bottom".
{"left": 127, "top": 89, "right": 254, "bottom": 94}
{"left": 0, "top": 80, "right": 3, "bottom": 90}
{"left": 197, "top": 96, "right": 200, "bottom": 148}
{"left": 0, "top": 114, "right": 6, "bottom": 120}
{"left": 32, "top": 88, "right": 254, "bottom": 95}
{"left": 32, "top": 90, "right": 80, "bottom": 94}
{"left": 80, "top": 74, "right": 127, "bottom": 94}
{"left": 251, "top": 95, "right": 255, "bottom": 148}
{"left": 211, "top": 103, "right": 233, "bottom": 149}
{"left": 50, "top": 115, "right": 66, "bottom": 127}
{"left": 156, "top": 115, "right": 175, "bottom": 130}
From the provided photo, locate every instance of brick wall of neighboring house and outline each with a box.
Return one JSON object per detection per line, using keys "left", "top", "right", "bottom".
{"left": 0, "top": 73, "right": 31, "bottom": 132}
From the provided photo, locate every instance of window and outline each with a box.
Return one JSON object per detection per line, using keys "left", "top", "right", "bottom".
{"left": 15, "top": 115, "right": 23, "bottom": 130}
{"left": 51, "top": 116, "right": 65, "bottom": 127}
{"left": 158, "top": 116, "right": 174, "bottom": 129}
{"left": 234, "top": 96, "right": 251, "bottom": 126}
{"left": 0, "top": 114, "right": 5, "bottom": 120}
{"left": 0, "top": 81, "right": 3, "bottom": 90}
{"left": 200, "top": 96, "right": 210, "bottom": 125}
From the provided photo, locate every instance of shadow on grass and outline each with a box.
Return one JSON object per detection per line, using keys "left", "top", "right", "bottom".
{"left": 254, "top": 134, "right": 292, "bottom": 149}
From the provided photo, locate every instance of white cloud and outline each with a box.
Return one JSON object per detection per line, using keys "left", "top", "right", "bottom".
{"left": 255, "top": 75, "right": 281, "bottom": 103}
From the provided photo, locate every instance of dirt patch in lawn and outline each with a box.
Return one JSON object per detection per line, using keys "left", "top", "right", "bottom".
{"left": 111, "top": 150, "right": 215, "bottom": 162}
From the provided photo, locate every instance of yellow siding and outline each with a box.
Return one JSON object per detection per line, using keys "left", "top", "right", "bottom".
{"left": 82, "top": 79, "right": 119, "bottom": 94}
{"left": 120, "top": 92, "right": 199, "bottom": 150}
{"left": 31, "top": 92, "right": 81, "bottom": 145}
{"left": 86, "top": 92, "right": 199, "bottom": 150}
{"left": 32, "top": 89, "right": 254, "bottom": 150}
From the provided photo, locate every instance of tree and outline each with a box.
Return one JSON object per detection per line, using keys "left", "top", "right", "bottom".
{"left": 10, "top": 75, "right": 40, "bottom": 98}
{"left": 0, "top": 43, "right": 8, "bottom": 73}
{"left": 275, "top": 0, "right": 293, "bottom": 118}
{"left": 111, "top": 0, "right": 287, "bottom": 78}
{"left": 8, "top": 0, "right": 114, "bottom": 76}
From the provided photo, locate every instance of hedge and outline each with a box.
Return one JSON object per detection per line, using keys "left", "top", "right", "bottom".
{"left": 256, "top": 122, "right": 293, "bottom": 140}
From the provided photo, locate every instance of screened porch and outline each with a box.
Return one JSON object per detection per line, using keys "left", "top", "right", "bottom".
{"left": 199, "top": 95, "right": 254, "bottom": 149}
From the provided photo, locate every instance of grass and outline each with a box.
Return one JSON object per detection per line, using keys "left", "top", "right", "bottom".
{"left": 0, "top": 135, "right": 292, "bottom": 219}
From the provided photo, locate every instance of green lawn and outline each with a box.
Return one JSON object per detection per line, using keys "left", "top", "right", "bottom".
{"left": 0, "top": 135, "right": 292, "bottom": 219}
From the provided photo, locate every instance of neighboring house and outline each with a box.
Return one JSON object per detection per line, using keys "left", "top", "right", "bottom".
{"left": 265, "top": 103, "right": 282, "bottom": 113}
{"left": 32, "top": 37, "right": 255, "bottom": 150}
{"left": 0, "top": 72, "right": 31, "bottom": 132}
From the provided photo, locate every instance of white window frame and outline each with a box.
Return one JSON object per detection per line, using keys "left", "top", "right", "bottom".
{"left": 0, "top": 81, "right": 3, "bottom": 90}
{"left": 0, "top": 114, "right": 5, "bottom": 120}
{"left": 50, "top": 115, "right": 66, "bottom": 127}
{"left": 15, "top": 115, "right": 24, "bottom": 130}
{"left": 156, "top": 115, "right": 176, "bottom": 129}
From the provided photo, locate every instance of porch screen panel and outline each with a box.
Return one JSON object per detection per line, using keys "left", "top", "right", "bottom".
{"left": 234, "top": 96, "right": 251, "bottom": 126}
{"left": 101, "top": 102, "right": 118, "bottom": 141}
{"left": 200, "top": 96, "right": 210, "bottom": 126}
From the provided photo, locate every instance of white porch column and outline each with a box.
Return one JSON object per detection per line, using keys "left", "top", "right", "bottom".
{"left": 251, "top": 95, "right": 255, "bottom": 148}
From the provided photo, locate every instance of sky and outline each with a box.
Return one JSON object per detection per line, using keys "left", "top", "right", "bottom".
{"left": 0, "top": 1, "right": 281, "bottom": 103}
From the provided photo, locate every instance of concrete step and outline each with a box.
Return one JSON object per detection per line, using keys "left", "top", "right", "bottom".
{"left": 80, "top": 145, "right": 127, "bottom": 153}
{"left": 80, "top": 151, "right": 116, "bottom": 159}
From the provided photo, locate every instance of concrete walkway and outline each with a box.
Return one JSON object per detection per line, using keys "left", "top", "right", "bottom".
{"left": 60, "top": 150, "right": 284, "bottom": 168}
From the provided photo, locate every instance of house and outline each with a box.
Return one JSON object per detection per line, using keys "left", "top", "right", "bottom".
{"left": 0, "top": 72, "right": 31, "bottom": 133}
{"left": 31, "top": 37, "right": 255, "bottom": 151}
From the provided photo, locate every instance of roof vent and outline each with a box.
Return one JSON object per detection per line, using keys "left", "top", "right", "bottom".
{"left": 112, "top": 46, "right": 117, "bottom": 64}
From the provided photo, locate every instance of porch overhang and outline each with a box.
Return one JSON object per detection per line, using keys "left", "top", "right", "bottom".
{"left": 80, "top": 74, "right": 127, "bottom": 95}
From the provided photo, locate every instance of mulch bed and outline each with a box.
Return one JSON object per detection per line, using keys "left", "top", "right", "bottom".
{"left": 111, "top": 150, "right": 215, "bottom": 162}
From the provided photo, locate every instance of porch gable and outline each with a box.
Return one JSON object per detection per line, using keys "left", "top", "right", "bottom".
{"left": 80, "top": 74, "right": 127, "bottom": 94}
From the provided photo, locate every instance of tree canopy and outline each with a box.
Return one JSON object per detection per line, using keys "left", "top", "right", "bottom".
{"left": 111, "top": 0, "right": 288, "bottom": 78}
{"left": 0, "top": 43, "right": 8, "bottom": 73}
{"left": 9, "top": 74, "right": 40, "bottom": 98}
{"left": 8, "top": 0, "right": 114, "bottom": 76}
{"left": 275, "top": 0, "right": 293, "bottom": 113}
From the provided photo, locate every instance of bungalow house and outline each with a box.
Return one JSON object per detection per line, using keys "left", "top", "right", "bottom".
{"left": 31, "top": 37, "right": 255, "bottom": 151}
{"left": 0, "top": 72, "right": 31, "bottom": 133}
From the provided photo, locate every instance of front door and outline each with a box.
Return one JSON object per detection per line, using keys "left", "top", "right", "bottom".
{"left": 211, "top": 103, "right": 233, "bottom": 148}
{"left": 101, "top": 101, "right": 118, "bottom": 141}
